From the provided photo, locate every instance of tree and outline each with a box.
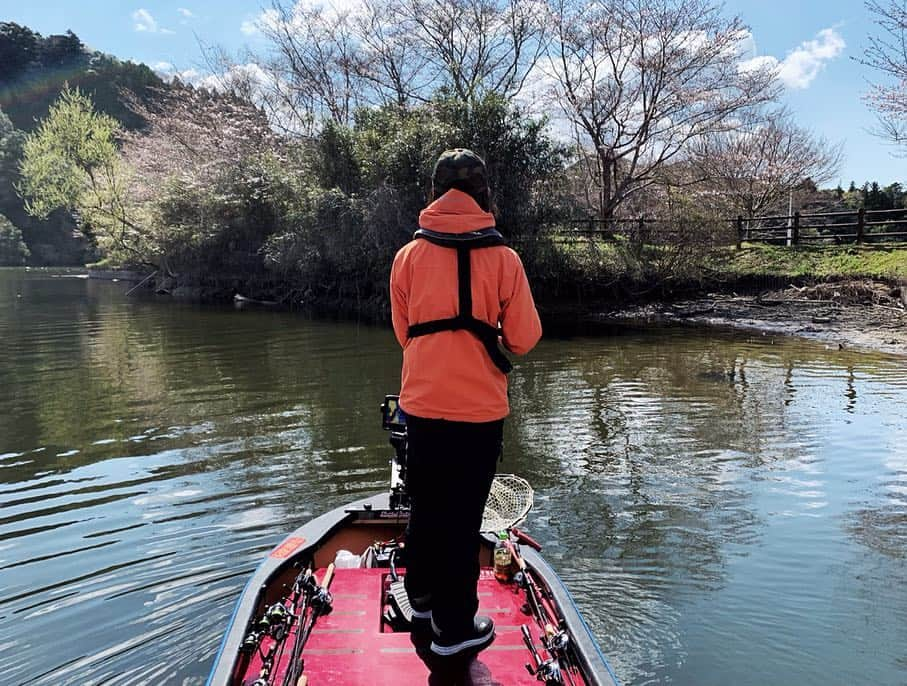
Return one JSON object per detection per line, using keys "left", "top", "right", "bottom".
{"left": 39, "top": 30, "right": 83, "bottom": 67}
{"left": 120, "top": 82, "right": 288, "bottom": 271}
{"left": 862, "top": 0, "right": 907, "bottom": 148}
{"left": 395, "top": 0, "right": 547, "bottom": 105}
{"left": 252, "top": 0, "right": 547, "bottom": 134}
{"left": 0, "top": 108, "right": 26, "bottom": 199}
{"left": 0, "top": 213, "right": 29, "bottom": 265}
{"left": 0, "top": 23, "right": 39, "bottom": 80}
{"left": 255, "top": 2, "right": 364, "bottom": 133}
{"left": 691, "top": 108, "right": 842, "bottom": 219}
{"left": 17, "top": 86, "right": 143, "bottom": 262}
{"left": 545, "top": 0, "right": 779, "bottom": 220}
{"left": 351, "top": 0, "right": 435, "bottom": 108}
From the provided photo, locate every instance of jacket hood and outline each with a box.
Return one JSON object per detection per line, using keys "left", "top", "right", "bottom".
{"left": 418, "top": 189, "right": 496, "bottom": 234}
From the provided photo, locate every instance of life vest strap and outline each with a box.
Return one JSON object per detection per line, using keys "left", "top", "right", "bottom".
{"left": 406, "top": 228, "right": 513, "bottom": 375}
{"left": 414, "top": 227, "right": 503, "bottom": 248}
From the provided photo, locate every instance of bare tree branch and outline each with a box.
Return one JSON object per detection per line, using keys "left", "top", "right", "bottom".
{"left": 546, "top": 0, "right": 779, "bottom": 219}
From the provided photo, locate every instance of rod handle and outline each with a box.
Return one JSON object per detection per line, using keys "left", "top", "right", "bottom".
{"left": 511, "top": 527, "right": 543, "bottom": 552}
{"left": 320, "top": 563, "right": 335, "bottom": 589}
{"left": 507, "top": 541, "right": 527, "bottom": 571}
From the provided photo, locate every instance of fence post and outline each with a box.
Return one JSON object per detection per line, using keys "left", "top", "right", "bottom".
{"left": 736, "top": 215, "right": 743, "bottom": 248}
{"left": 857, "top": 208, "right": 865, "bottom": 244}
{"left": 793, "top": 211, "right": 800, "bottom": 245}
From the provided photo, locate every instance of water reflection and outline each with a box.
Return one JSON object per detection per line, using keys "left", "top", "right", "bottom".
{"left": 0, "top": 270, "right": 905, "bottom": 685}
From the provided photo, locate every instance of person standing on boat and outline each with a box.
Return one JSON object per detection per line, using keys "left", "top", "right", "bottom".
{"left": 390, "top": 148, "right": 542, "bottom": 657}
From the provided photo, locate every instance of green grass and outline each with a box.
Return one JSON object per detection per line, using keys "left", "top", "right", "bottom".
{"left": 717, "top": 243, "right": 907, "bottom": 280}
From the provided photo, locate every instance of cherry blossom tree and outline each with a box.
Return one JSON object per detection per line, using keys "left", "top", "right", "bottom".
{"left": 691, "top": 108, "right": 842, "bottom": 219}
{"left": 863, "top": 0, "right": 907, "bottom": 148}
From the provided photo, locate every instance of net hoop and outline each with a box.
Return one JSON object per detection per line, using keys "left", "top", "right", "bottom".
{"left": 481, "top": 473, "right": 533, "bottom": 533}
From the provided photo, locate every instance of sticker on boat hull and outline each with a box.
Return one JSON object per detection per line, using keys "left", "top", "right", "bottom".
{"left": 270, "top": 536, "right": 306, "bottom": 558}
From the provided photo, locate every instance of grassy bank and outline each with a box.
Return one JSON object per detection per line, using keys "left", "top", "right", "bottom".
{"left": 719, "top": 243, "right": 907, "bottom": 281}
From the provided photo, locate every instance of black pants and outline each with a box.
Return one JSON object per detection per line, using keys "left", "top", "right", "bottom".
{"left": 403, "top": 414, "right": 503, "bottom": 634}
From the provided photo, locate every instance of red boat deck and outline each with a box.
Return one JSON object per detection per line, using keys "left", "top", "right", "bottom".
{"left": 275, "top": 567, "right": 545, "bottom": 685}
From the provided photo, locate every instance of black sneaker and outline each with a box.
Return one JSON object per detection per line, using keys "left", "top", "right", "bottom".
{"left": 389, "top": 581, "right": 433, "bottom": 631}
{"left": 430, "top": 616, "right": 495, "bottom": 656}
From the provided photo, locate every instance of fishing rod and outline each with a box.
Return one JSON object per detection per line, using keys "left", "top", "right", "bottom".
{"left": 509, "top": 542, "right": 578, "bottom": 686}
{"left": 508, "top": 541, "right": 556, "bottom": 629}
{"left": 285, "top": 563, "right": 335, "bottom": 686}
{"left": 279, "top": 566, "right": 315, "bottom": 686}
{"left": 239, "top": 564, "right": 313, "bottom": 686}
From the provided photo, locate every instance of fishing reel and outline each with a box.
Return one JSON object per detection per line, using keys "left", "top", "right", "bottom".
{"left": 310, "top": 584, "right": 333, "bottom": 613}
{"left": 546, "top": 626, "right": 570, "bottom": 654}
{"left": 522, "top": 625, "right": 565, "bottom": 685}
{"left": 527, "top": 658, "right": 564, "bottom": 686}
{"left": 240, "top": 602, "right": 293, "bottom": 652}
{"left": 259, "top": 602, "right": 292, "bottom": 639}
{"left": 298, "top": 568, "right": 333, "bottom": 613}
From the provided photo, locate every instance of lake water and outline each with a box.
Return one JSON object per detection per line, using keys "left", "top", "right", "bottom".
{"left": 1, "top": 267, "right": 906, "bottom": 685}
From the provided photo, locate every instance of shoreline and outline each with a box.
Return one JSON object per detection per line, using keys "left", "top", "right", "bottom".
{"left": 601, "top": 280, "right": 907, "bottom": 357}
{"left": 79, "top": 266, "right": 907, "bottom": 357}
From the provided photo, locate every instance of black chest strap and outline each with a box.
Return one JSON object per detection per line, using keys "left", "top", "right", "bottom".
{"left": 407, "top": 228, "right": 513, "bottom": 374}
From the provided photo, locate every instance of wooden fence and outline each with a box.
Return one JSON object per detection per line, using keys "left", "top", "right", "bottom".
{"left": 530, "top": 208, "right": 907, "bottom": 248}
{"left": 736, "top": 208, "right": 907, "bottom": 247}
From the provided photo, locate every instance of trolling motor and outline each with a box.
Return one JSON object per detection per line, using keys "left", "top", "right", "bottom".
{"left": 380, "top": 395, "right": 409, "bottom": 510}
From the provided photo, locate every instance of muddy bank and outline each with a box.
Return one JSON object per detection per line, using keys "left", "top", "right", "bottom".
{"left": 605, "top": 280, "right": 907, "bottom": 356}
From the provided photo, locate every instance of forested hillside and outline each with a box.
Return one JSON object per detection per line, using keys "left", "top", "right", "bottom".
{"left": 0, "top": 22, "right": 162, "bottom": 265}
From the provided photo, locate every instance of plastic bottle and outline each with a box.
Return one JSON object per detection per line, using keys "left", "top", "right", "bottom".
{"left": 493, "top": 532, "right": 513, "bottom": 582}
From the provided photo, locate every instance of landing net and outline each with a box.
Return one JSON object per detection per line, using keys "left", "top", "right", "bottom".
{"left": 481, "top": 474, "right": 534, "bottom": 533}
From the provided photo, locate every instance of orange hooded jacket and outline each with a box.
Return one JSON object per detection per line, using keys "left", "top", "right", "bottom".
{"left": 390, "top": 189, "right": 542, "bottom": 422}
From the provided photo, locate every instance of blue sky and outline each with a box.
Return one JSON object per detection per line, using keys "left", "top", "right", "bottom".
{"left": 4, "top": 0, "right": 903, "bottom": 187}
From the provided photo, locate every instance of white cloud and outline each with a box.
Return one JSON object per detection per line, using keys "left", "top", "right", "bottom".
{"left": 739, "top": 27, "right": 845, "bottom": 90}
{"left": 175, "top": 68, "right": 201, "bottom": 83}
{"left": 156, "top": 63, "right": 269, "bottom": 93}
{"left": 778, "top": 28, "right": 845, "bottom": 88}
{"left": 150, "top": 62, "right": 202, "bottom": 82}
{"left": 241, "top": 8, "right": 280, "bottom": 36}
{"left": 738, "top": 55, "right": 779, "bottom": 74}
{"left": 133, "top": 8, "right": 175, "bottom": 34}
{"left": 197, "top": 63, "right": 270, "bottom": 92}
{"left": 733, "top": 30, "right": 757, "bottom": 61}
{"left": 133, "top": 9, "right": 158, "bottom": 32}
{"left": 177, "top": 7, "right": 194, "bottom": 18}
{"left": 242, "top": 1, "right": 364, "bottom": 35}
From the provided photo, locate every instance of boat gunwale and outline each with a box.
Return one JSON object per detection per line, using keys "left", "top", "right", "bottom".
{"left": 205, "top": 493, "right": 386, "bottom": 685}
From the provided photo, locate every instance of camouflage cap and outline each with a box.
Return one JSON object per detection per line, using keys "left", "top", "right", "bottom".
{"left": 432, "top": 148, "right": 487, "bottom": 194}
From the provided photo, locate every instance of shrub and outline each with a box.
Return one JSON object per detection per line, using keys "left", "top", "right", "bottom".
{"left": 0, "top": 213, "right": 29, "bottom": 265}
